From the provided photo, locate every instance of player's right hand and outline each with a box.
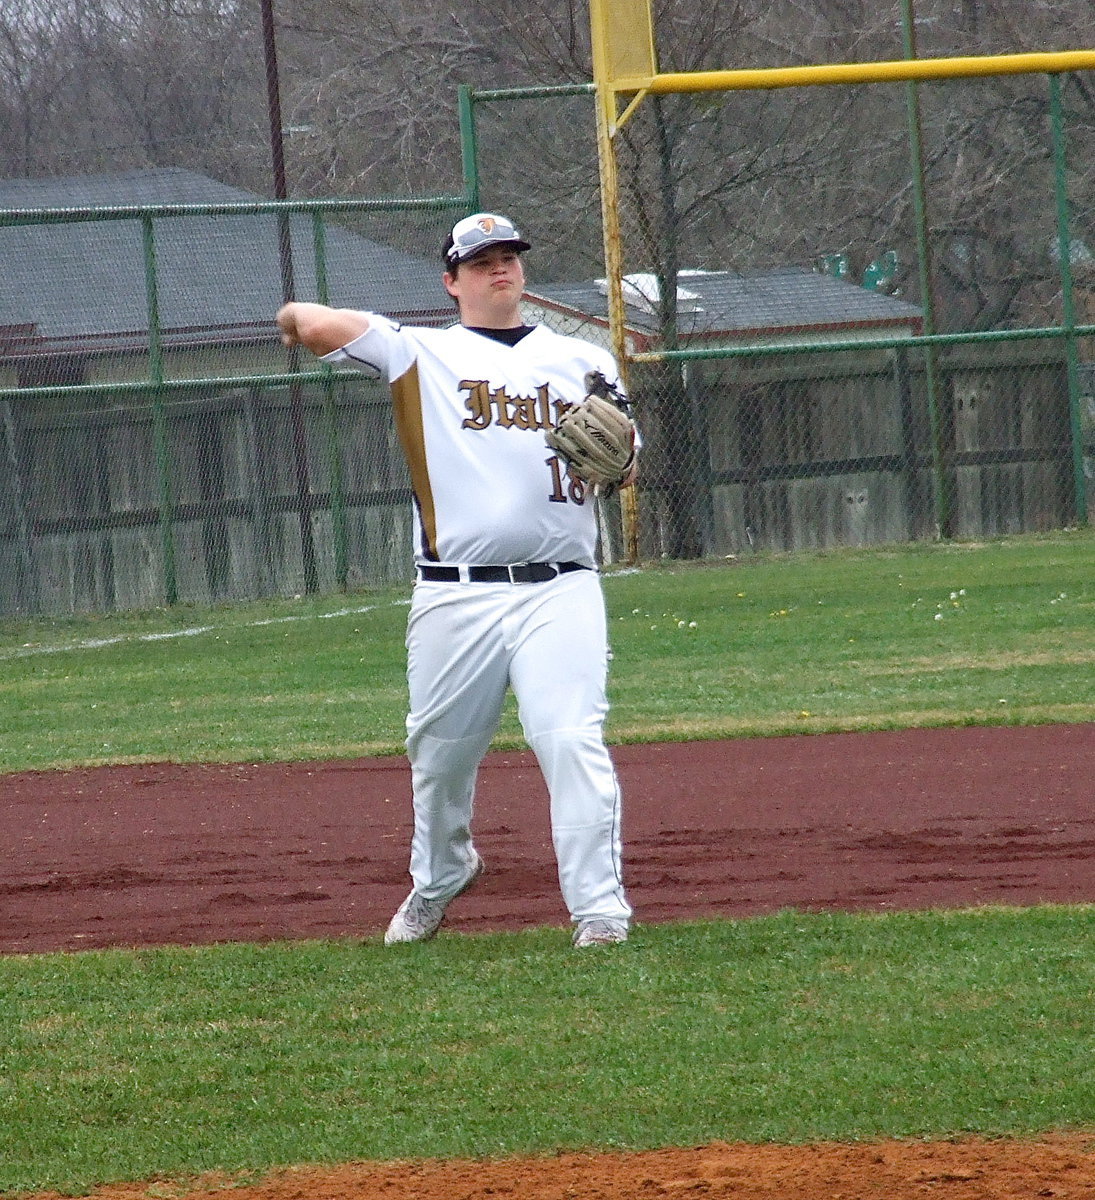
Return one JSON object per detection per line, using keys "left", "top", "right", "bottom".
{"left": 275, "top": 303, "right": 371, "bottom": 356}
{"left": 275, "top": 303, "right": 303, "bottom": 347}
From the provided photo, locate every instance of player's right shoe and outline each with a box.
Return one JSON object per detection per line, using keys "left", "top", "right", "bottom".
{"left": 384, "top": 855, "right": 484, "bottom": 945}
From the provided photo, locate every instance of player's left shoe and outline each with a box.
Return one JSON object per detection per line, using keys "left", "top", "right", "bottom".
{"left": 384, "top": 855, "right": 484, "bottom": 945}
{"left": 572, "top": 917, "right": 629, "bottom": 948}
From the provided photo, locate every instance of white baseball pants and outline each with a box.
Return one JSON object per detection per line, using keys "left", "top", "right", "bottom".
{"left": 403, "top": 567, "right": 631, "bottom": 926}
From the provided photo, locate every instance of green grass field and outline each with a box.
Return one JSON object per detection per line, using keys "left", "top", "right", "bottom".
{"left": 2, "top": 531, "right": 1094, "bottom": 1193}
{"left": 2, "top": 531, "right": 1092, "bottom": 772}
{"left": 4, "top": 910, "right": 1095, "bottom": 1193}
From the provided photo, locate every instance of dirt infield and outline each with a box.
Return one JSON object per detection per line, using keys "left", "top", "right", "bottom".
{"left": 6, "top": 723, "right": 1095, "bottom": 1199}
{"left": 27, "top": 1135, "right": 1095, "bottom": 1200}
{"left": 4, "top": 724, "right": 1093, "bottom": 954}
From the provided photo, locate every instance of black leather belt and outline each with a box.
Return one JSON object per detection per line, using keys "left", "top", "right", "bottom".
{"left": 417, "top": 561, "right": 590, "bottom": 584}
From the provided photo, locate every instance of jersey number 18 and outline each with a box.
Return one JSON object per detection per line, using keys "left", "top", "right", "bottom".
{"left": 546, "top": 456, "right": 588, "bottom": 504}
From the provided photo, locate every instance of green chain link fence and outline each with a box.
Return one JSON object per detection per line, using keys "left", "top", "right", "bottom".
{"left": 2, "top": 66, "right": 1093, "bottom": 615}
{"left": 0, "top": 193, "right": 466, "bottom": 614}
{"left": 466, "top": 68, "right": 1094, "bottom": 562}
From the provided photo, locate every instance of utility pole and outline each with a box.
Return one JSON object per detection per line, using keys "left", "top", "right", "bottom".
{"left": 260, "top": 0, "right": 319, "bottom": 592}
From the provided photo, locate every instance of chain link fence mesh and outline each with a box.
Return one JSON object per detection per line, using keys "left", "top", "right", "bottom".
{"left": 0, "top": 194, "right": 464, "bottom": 614}
{"left": 2, "top": 68, "right": 1093, "bottom": 615}
{"left": 474, "top": 73, "right": 1093, "bottom": 563}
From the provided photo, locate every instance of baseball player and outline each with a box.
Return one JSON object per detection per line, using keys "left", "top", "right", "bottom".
{"left": 276, "top": 212, "right": 635, "bottom": 949}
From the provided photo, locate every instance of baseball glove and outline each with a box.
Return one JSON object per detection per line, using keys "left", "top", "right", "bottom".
{"left": 546, "top": 376, "right": 636, "bottom": 492}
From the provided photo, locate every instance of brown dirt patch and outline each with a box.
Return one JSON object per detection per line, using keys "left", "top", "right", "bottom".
{"left": 6, "top": 724, "right": 1095, "bottom": 1199}
{"left": 23, "top": 1136, "right": 1095, "bottom": 1200}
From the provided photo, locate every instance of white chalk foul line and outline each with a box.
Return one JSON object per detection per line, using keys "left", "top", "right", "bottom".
{"left": 1, "top": 600, "right": 409, "bottom": 661}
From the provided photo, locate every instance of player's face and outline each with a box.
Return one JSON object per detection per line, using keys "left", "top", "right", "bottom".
{"left": 444, "top": 245, "right": 526, "bottom": 327}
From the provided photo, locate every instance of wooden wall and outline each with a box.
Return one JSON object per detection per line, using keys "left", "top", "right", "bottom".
{"left": 634, "top": 340, "right": 1075, "bottom": 559}
{"left": 0, "top": 339, "right": 1081, "bottom": 615}
{"left": 0, "top": 377, "right": 416, "bottom": 615}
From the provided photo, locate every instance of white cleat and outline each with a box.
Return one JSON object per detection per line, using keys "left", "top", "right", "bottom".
{"left": 384, "top": 856, "right": 484, "bottom": 945}
{"left": 572, "top": 917, "right": 629, "bottom": 949}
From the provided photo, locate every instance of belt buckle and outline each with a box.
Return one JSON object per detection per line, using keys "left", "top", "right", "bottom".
{"left": 508, "top": 562, "right": 555, "bottom": 583}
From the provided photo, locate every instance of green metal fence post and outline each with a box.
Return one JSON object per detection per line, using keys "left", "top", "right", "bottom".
{"left": 313, "top": 210, "right": 348, "bottom": 589}
{"left": 458, "top": 84, "right": 481, "bottom": 213}
{"left": 141, "top": 212, "right": 178, "bottom": 605}
{"left": 0, "top": 398, "right": 38, "bottom": 610}
{"left": 1049, "top": 73, "right": 1090, "bottom": 527}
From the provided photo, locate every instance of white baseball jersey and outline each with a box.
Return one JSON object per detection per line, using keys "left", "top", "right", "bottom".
{"left": 324, "top": 318, "right": 623, "bottom": 566}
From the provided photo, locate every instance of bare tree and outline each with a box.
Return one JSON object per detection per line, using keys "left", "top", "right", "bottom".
{"left": 80, "top": 0, "right": 263, "bottom": 179}
{"left": 0, "top": 1, "right": 95, "bottom": 175}
{"left": 275, "top": 0, "right": 513, "bottom": 198}
{"left": 0, "top": 0, "right": 263, "bottom": 181}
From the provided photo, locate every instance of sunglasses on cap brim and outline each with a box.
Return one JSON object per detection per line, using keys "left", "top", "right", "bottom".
{"left": 447, "top": 220, "right": 528, "bottom": 262}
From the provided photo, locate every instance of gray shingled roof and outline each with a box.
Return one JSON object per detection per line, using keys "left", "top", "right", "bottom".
{"left": 1, "top": 168, "right": 922, "bottom": 353}
{"left": 528, "top": 268, "right": 923, "bottom": 339}
{"left": 0, "top": 168, "right": 451, "bottom": 349}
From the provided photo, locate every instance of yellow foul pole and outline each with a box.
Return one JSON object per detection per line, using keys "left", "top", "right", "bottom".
{"left": 588, "top": 0, "right": 656, "bottom": 563}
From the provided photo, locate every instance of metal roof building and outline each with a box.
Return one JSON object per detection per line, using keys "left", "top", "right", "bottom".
{"left": 0, "top": 168, "right": 452, "bottom": 362}
{"left": 526, "top": 267, "right": 923, "bottom": 352}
